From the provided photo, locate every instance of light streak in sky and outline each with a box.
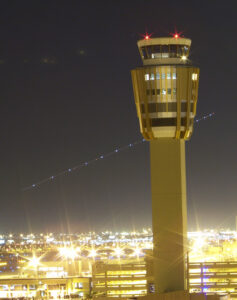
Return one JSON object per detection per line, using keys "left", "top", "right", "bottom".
{"left": 22, "top": 112, "right": 215, "bottom": 191}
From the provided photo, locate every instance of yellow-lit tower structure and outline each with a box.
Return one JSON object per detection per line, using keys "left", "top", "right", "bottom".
{"left": 131, "top": 35, "right": 199, "bottom": 294}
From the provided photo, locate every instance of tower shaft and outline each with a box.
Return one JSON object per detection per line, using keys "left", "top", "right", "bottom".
{"left": 150, "top": 139, "right": 187, "bottom": 293}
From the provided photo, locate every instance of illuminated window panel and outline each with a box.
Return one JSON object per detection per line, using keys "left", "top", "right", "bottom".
{"left": 162, "top": 89, "right": 166, "bottom": 95}
{"left": 107, "top": 270, "right": 146, "bottom": 275}
{"left": 107, "top": 280, "right": 146, "bottom": 286}
{"left": 192, "top": 73, "right": 198, "bottom": 80}
{"left": 145, "top": 74, "right": 149, "bottom": 81}
{"left": 150, "top": 74, "right": 155, "bottom": 80}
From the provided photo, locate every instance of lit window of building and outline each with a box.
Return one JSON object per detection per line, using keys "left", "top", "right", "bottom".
{"left": 75, "top": 282, "right": 83, "bottom": 289}
{"left": 92, "top": 260, "right": 149, "bottom": 298}
{"left": 192, "top": 73, "right": 198, "bottom": 80}
{"left": 145, "top": 74, "right": 149, "bottom": 81}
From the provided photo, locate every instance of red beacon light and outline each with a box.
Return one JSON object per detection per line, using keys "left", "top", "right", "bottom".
{"left": 172, "top": 31, "right": 183, "bottom": 39}
{"left": 142, "top": 32, "right": 152, "bottom": 40}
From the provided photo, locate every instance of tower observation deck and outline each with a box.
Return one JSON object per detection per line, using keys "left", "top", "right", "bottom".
{"left": 131, "top": 37, "right": 199, "bottom": 140}
{"left": 131, "top": 36, "right": 200, "bottom": 295}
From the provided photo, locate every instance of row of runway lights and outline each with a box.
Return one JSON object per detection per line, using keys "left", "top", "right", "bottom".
{"left": 58, "top": 246, "right": 145, "bottom": 259}
{"left": 25, "top": 239, "right": 207, "bottom": 267}
{"left": 25, "top": 247, "right": 147, "bottom": 267}
{"left": 23, "top": 112, "right": 215, "bottom": 191}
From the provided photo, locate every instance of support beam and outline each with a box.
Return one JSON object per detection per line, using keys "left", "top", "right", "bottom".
{"left": 150, "top": 138, "right": 188, "bottom": 293}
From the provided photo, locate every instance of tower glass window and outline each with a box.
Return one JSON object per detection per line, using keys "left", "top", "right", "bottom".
{"left": 141, "top": 47, "right": 147, "bottom": 59}
{"left": 146, "top": 46, "right": 153, "bottom": 58}
{"left": 140, "top": 42, "right": 190, "bottom": 61}
{"left": 177, "top": 45, "right": 183, "bottom": 57}
{"left": 161, "top": 45, "right": 169, "bottom": 58}
{"left": 152, "top": 45, "right": 162, "bottom": 58}
{"left": 169, "top": 45, "right": 177, "bottom": 57}
{"left": 183, "top": 46, "right": 189, "bottom": 55}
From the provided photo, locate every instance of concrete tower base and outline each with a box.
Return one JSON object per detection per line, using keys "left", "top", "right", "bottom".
{"left": 150, "top": 139, "right": 187, "bottom": 293}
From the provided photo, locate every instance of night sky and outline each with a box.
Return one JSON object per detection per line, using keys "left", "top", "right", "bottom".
{"left": 0, "top": 1, "right": 236, "bottom": 233}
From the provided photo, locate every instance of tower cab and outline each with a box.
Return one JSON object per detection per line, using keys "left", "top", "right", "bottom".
{"left": 138, "top": 37, "right": 191, "bottom": 66}
{"left": 131, "top": 36, "right": 199, "bottom": 140}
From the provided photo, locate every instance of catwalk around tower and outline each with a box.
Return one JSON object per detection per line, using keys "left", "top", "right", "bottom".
{"left": 131, "top": 36, "right": 199, "bottom": 293}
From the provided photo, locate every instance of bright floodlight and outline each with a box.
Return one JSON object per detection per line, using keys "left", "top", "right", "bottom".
{"left": 28, "top": 255, "right": 41, "bottom": 268}
{"left": 114, "top": 247, "right": 123, "bottom": 257}
{"left": 133, "top": 247, "right": 142, "bottom": 257}
{"left": 181, "top": 55, "right": 187, "bottom": 61}
{"left": 192, "top": 234, "right": 206, "bottom": 253}
{"left": 59, "top": 247, "right": 78, "bottom": 260}
{"left": 88, "top": 249, "right": 97, "bottom": 258}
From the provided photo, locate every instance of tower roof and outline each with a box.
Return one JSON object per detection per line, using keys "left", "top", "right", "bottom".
{"left": 137, "top": 37, "right": 191, "bottom": 48}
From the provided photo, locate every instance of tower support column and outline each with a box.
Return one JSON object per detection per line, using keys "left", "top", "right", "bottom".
{"left": 150, "top": 138, "right": 188, "bottom": 293}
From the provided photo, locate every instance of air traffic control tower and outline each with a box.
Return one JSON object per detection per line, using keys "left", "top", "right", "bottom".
{"left": 131, "top": 36, "right": 200, "bottom": 294}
